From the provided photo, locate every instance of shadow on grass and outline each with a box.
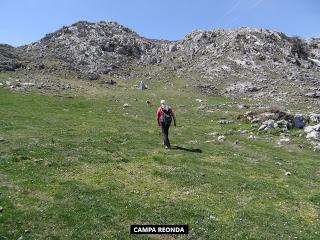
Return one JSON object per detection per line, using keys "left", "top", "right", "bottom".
{"left": 172, "top": 146, "right": 202, "bottom": 153}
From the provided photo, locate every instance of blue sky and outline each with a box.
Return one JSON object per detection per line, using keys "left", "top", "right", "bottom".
{"left": 1, "top": 0, "right": 319, "bottom": 46}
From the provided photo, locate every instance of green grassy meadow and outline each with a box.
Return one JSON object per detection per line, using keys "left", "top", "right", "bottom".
{"left": 0, "top": 75, "right": 319, "bottom": 239}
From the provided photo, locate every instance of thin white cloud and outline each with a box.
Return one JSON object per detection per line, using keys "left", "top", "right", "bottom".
{"left": 218, "top": 0, "right": 242, "bottom": 24}
{"left": 225, "top": 0, "right": 264, "bottom": 24}
{"left": 249, "top": 0, "right": 265, "bottom": 10}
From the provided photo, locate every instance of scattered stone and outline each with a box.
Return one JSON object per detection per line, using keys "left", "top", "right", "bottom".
{"left": 285, "top": 171, "right": 291, "bottom": 176}
{"left": 102, "top": 79, "right": 116, "bottom": 85}
{"left": 258, "top": 119, "right": 275, "bottom": 131}
{"left": 197, "top": 105, "right": 206, "bottom": 110}
{"left": 309, "top": 113, "right": 320, "bottom": 124}
{"left": 305, "top": 92, "right": 320, "bottom": 98}
{"left": 234, "top": 140, "right": 240, "bottom": 145}
{"left": 238, "top": 104, "right": 250, "bottom": 109}
{"left": 240, "top": 130, "right": 248, "bottom": 134}
{"left": 207, "top": 132, "right": 218, "bottom": 136}
{"left": 218, "top": 119, "right": 233, "bottom": 124}
{"left": 0, "top": 137, "right": 5, "bottom": 142}
{"left": 217, "top": 135, "right": 226, "bottom": 141}
{"left": 0, "top": 206, "right": 3, "bottom": 212}
{"left": 250, "top": 118, "right": 260, "bottom": 123}
{"left": 248, "top": 135, "right": 256, "bottom": 140}
{"left": 195, "top": 99, "right": 203, "bottom": 103}
{"left": 308, "top": 57, "right": 320, "bottom": 66}
{"left": 21, "top": 82, "right": 35, "bottom": 87}
{"left": 304, "top": 124, "right": 320, "bottom": 133}
{"left": 225, "top": 82, "right": 260, "bottom": 93}
{"left": 88, "top": 73, "right": 100, "bottom": 80}
{"left": 258, "top": 124, "right": 267, "bottom": 131}
{"left": 209, "top": 215, "right": 217, "bottom": 220}
{"left": 33, "top": 159, "right": 44, "bottom": 163}
{"left": 313, "top": 145, "right": 320, "bottom": 152}
{"left": 278, "top": 138, "right": 292, "bottom": 145}
{"left": 123, "top": 103, "right": 130, "bottom": 108}
{"left": 276, "top": 119, "right": 291, "bottom": 129}
{"left": 306, "top": 131, "right": 320, "bottom": 141}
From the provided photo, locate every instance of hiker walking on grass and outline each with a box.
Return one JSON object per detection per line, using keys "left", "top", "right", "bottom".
{"left": 156, "top": 100, "right": 176, "bottom": 149}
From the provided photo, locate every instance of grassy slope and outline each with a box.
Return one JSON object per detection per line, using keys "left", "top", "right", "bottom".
{"left": 0, "top": 74, "right": 319, "bottom": 240}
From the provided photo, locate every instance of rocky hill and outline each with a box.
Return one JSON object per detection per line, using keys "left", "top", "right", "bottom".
{"left": 22, "top": 21, "right": 169, "bottom": 76}
{"left": 1, "top": 20, "right": 320, "bottom": 100}
{"left": 0, "top": 44, "right": 23, "bottom": 71}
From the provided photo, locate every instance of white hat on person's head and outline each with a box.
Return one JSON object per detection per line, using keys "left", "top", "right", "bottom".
{"left": 160, "top": 99, "right": 166, "bottom": 105}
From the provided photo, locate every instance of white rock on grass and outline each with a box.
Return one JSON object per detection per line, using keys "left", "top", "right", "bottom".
{"left": 306, "top": 131, "right": 320, "bottom": 141}
{"left": 304, "top": 124, "right": 320, "bottom": 133}
{"left": 309, "top": 113, "right": 320, "bottom": 124}
{"left": 248, "top": 135, "right": 256, "bottom": 140}
{"left": 207, "top": 132, "right": 218, "bottom": 136}
{"left": 278, "top": 138, "right": 292, "bottom": 145}
{"left": 123, "top": 103, "right": 130, "bottom": 108}
{"left": 305, "top": 124, "right": 320, "bottom": 141}
{"left": 258, "top": 124, "right": 267, "bottom": 131}
{"left": 217, "top": 135, "right": 226, "bottom": 141}
{"left": 313, "top": 145, "right": 320, "bottom": 152}
{"left": 258, "top": 119, "right": 275, "bottom": 131}
{"left": 218, "top": 119, "right": 233, "bottom": 124}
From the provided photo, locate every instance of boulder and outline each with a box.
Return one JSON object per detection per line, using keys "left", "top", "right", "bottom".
{"left": 306, "top": 131, "right": 320, "bottom": 141}
{"left": 304, "top": 124, "right": 320, "bottom": 133}
{"left": 304, "top": 124, "right": 320, "bottom": 141}
{"left": 293, "top": 114, "right": 307, "bottom": 129}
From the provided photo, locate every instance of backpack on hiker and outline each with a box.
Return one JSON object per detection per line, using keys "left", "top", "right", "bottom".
{"left": 161, "top": 106, "right": 172, "bottom": 124}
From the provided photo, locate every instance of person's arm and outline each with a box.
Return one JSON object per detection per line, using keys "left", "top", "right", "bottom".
{"left": 172, "top": 114, "right": 176, "bottom": 126}
{"left": 156, "top": 108, "right": 161, "bottom": 126}
{"left": 171, "top": 109, "right": 176, "bottom": 127}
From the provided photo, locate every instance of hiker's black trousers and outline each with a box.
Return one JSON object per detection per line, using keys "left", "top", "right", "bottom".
{"left": 160, "top": 121, "right": 171, "bottom": 148}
